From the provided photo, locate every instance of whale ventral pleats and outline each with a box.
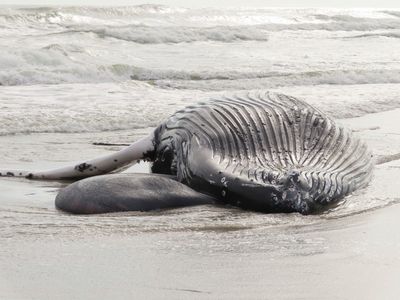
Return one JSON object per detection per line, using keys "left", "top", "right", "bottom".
{"left": 151, "top": 91, "right": 374, "bottom": 214}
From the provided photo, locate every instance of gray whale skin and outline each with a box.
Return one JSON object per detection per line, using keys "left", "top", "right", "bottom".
{"left": 56, "top": 92, "right": 374, "bottom": 215}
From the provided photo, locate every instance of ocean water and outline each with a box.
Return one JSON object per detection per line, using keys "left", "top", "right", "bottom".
{"left": 1, "top": 6, "right": 400, "bottom": 133}
{"left": 1, "top": 3, "right": 400, "bottom": 279}
{"left": 1, "top": 6, "right": 400, "bottom": 299}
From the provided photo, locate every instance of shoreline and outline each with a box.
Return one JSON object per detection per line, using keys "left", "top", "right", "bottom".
{"left": 0, "top": 107, "right": 399, "bottom": 299}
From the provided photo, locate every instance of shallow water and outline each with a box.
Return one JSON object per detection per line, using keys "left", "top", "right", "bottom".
{"left": 1, "top": 5, "right": 400, "bottom": 299}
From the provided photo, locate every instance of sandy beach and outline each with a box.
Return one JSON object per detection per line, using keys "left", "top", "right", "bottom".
{"left": 1, "top": 5, "right": 400, "bottom": 299}
{"left": 1, "top": 106, "right": 399, "bottom": 300}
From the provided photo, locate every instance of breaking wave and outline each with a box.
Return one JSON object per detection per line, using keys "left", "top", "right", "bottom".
{"left": 2, "top": 49, "right": 400, "bottom": 88}
{"left": 2, "top": 6, "right": 400, "bottom": 35}
{"left": 2, "top": 43, "right": 400, "bottom": 89}
{"left": 346, "top": 31, "right": 400, "bottom": 39}
{"left": 2, "top": 6, "right": 400, "bottom": 88}
{"left": 61, "top": 19, "right": 400, "bottom": 45}
{"left": 147, "top": 69, "right": 400, "bottom": 90}
{"left": 64, "top": 25, "right": 269, "bottom": 44}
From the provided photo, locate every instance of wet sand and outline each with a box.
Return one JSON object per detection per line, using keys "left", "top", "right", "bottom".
{"left": 1, "top": 109, "right": 400, "bottom": 299}
{"left": 1, "top": 203, "right": 400, "bottom": 300}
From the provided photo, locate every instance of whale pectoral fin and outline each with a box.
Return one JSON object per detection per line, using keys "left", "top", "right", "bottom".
{"left": 0, "top": 134, "right": 156, "bottom": 180}
{"left": 55, "top": 173, "right": 216, "bottom": 214}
